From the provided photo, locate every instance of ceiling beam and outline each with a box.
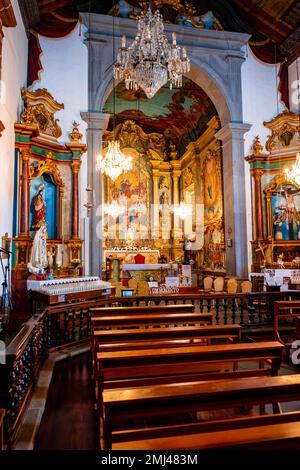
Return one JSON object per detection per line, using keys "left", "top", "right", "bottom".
{"left": 17, "top": 0, "right": 40, "bottom": 30}
{"left": 0, "top": 0, "right": 17, "bottom": 27}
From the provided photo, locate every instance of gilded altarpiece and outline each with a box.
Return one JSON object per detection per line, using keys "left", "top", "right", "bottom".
{"left": 12, "top": 88, "right": 86, "bottom": 310}
{"left": 247, "top": 111, "right": 300, "bottom": 270}
{"left": 179, "top": 116, "right": 224, "bottom": 271}
{"left": 102, "top": 120, "right": 174, "bottom": 260}
{"left": 102, "top": 117, "right": 224, "bottom": 272}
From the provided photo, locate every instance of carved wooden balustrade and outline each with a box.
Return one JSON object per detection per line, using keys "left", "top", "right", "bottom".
{"left": 0, "top": 312, "right": 47, "bottom": 447}
{"left": 1, "top": 289, "right": 300, "bottom": 447}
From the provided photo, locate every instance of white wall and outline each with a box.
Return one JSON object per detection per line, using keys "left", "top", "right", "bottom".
{"left": 241, "top": 46, "right": 284, "bottom": 274}
{"left": 36, "top": 25, "right": 89, "bottom": 271}
{"left": 0, "top": 0, "right": 27, "bottom": 265}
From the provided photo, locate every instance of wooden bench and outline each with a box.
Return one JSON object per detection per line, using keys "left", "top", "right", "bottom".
{"left": 101, "top": 374, "right": 300, "bottom": 450}
{"left": 274, "top": 300, "right": 300, "bottom": 345}
{"left": 94, "top": 324, "right": 242, "bottom": 353}
{"left": 112, "top": 411, "right": 300, "bottom": 450}
{"left": 91, "top": 312, "right": 213, "bottom": 331}
{"left": 95, "top": 341, "right": 284, "bottom": 398}
{"left": 90, "top": 304, "right": 195, "bottom": 316}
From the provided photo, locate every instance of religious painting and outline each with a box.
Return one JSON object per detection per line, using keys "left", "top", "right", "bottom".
{"left": 203, "top": 225, "right": 224, "bottom": 270}
{"left": 30, "top": 173, "right": 58, "bottom": 239}
{"left": 159, "top": 176, "right": 172, "bottom": 238}
{"left": 203, "top": 149, "right": 222, "bottom": 222}
{"left": 108, "top": 165, "right": 149, "bottom": 240}
{"left": 270, "top": 182, "right": 300, "bottom": 241}
{"left": 103, "top": 77, "right": 218, "bottom": 157}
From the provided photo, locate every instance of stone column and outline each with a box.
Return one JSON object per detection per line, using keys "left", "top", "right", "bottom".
{"left": 253, "top": 168, "right": 264, "bottom": 240}
{"left": 81, "top": 112, "right": 110, "bottom": 276}
{"left": 20, "top": 149, "right": 30, "bottom": 236}
{"left": 215, "top": 122, "right": 251, "bottom": 278}
{"left": 71, "top": 160, "right": 81, "bottom": 239}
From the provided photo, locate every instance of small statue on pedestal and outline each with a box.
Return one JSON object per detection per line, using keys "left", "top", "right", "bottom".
{"left": 28, "top": 225, "right": 48, "bottom": 275}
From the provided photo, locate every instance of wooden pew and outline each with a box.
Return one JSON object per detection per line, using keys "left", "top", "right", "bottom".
{"left": 112, "top": 411, "right": 300, "bottom": 450}
{"left": 96, "top": 341, "right": 283, "bottom": 395}
{"left": 94, "top": 324, "right": 242, "bottom": 353}
{"left": 274, "top": 300, "right": 300, "bottom": 344}
{"left": 101, "top": 374, "right": 300, "bottom": 450}
{"left": 90, "top": 304, "right": 195, "bottom": 316}
{"left": 91, "top": 312, "right": 213, "bottom": 330}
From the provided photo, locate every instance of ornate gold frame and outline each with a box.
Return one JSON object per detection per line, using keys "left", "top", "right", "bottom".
{"left": 264, "top": 173, "right": 300, "bottom": 241}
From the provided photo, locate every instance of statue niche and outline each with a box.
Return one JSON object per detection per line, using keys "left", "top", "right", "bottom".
{"left": 29, "top": 152, "right": 64, "bottom": 240}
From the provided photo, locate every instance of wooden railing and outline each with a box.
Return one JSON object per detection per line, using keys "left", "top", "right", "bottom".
{"left": 1, "top": 289, "right": 300, "bottom": 447}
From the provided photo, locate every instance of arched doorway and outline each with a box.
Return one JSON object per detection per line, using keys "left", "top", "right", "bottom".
{"left": 101, "top": 78, "right": 226, "bottom": 275}
{"left": 81, "top": 12, "right": 251, "bottom": 277}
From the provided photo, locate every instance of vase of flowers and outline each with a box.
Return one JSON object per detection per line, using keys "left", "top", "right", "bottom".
{"left": 71, "top": 258, "right": 81, "bottom": 277}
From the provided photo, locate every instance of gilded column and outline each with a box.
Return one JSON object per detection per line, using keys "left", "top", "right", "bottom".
{"left": 20, "top": 149, "right": 30, "bottom": 236}
{"left": 71, "top": 160, "right": 81, "bottom": 239}
{"left": 253, "top": 168, "right": 264, "bottom": 240}
{"left": 152, "top": 169, "right": 160, "bottom": 238}
{"left": 172, "top": 171, "right": 181, "bottom": 240}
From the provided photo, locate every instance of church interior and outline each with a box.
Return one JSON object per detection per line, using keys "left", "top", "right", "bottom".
{"left": 2, "top": 0, "right": 300, "bottom": 457}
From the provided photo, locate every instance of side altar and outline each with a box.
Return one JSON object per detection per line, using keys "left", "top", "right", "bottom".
{"left": 12, "top": 88, "right": 87, "bottom": 313}
{"left": 247, "top": 111, "right": 300, "bottom": 272}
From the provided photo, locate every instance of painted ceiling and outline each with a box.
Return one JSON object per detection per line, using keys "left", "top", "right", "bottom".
{"left": 103, "top": 77, "right": 218, "bottom": 157}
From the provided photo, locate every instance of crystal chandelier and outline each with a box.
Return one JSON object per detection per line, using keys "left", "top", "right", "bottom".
{"left": 114, "top": 8, "right": 190, "bottom": 99}
{"left": 284, "top": 153, "right": 300, "bottom": 185}
{"left": 96, "top": 140, "right": 132, "bottom": 181}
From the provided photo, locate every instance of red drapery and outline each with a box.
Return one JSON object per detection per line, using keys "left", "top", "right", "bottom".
{"left": 27, "top": 11, "right": 78, "bottom": 86}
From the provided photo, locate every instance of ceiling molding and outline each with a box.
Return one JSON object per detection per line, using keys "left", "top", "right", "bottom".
{"left": 0, "top": 0, "right": 17, "bottom": 27}
{"left": 17, "top": 0, "right": 40, "bottom": 31}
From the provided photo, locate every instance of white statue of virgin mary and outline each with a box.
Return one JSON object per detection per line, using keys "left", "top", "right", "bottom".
{"left": 28, "top": 225, "right": 48, "bottom": 274}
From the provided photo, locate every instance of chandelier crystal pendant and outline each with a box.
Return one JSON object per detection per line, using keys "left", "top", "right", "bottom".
{"left": 96, "top": 140, "right": 132, "bottom": 181}
{"left": 114, "top": 8, "right": 190, "bottom": 99}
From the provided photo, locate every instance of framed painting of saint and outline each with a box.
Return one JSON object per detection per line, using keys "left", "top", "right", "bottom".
{"left": 266, "top": 179, "right": 300, "bottom": 241}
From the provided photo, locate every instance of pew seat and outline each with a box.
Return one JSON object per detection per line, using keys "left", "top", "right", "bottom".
{"left": 90, "top": 304, "right": 195, "bottom": 316}
{"left": 112, "top": 412, "right": 300, "bottom": 450}
{"left": 91, "top": 312, "right": 213, "bottom": 330}
{"left": 101, "top": 374, "right": 300, "bottom": 449}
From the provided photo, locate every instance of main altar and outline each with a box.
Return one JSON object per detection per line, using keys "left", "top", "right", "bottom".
{"left": 101, "top": 116, "right": 225, "bottom": 275}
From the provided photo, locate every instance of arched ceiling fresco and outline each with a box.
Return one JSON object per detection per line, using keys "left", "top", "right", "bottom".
{"left": 103, "top": 77, "right": 218, "bottom": 157}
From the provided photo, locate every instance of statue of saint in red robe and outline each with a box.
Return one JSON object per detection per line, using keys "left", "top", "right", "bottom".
{"left": 32, "top": 183, "right": 46, "bottom": 229}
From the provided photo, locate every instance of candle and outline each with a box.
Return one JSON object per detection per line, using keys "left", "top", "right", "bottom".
{"left": 182, "top": 47, "right": 187, "bottom": 58}
{"left": 172, "top": 32, "right": 177, "bottom": 46}
{"left": 122, "top": 35, "right": 126, "bottom": 48}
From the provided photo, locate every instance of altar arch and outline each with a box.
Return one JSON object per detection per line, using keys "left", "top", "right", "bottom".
{"left": 80, "top": 12, "right": 251, "bottom": 277}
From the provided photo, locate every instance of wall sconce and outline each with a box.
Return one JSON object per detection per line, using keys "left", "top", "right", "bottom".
{"left": 84, "top": 185, "right": 95, "bottom": 214}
